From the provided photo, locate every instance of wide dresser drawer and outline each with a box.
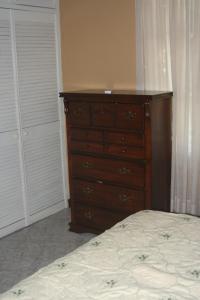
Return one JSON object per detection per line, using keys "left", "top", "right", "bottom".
{"left": 71, "top": 141, "right": 144, "bottom": 159}
{"left": 72, "top": 154, "right": 145, "bottom": 188}
{"left": 72, "top": 179, "right": 145, "bottom": 212}
{"left": 73, "top": 204, "right": 127, "bottom": 231}
{"left": 70, "top": 128, "right": 145, "bottom": 159}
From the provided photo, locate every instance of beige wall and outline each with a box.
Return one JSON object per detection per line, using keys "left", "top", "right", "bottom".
{"left": 60, "top": 0, "right": 136, "bottom": 91}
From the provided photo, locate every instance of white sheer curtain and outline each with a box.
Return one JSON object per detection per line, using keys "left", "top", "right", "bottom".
{"left": 136, "top": 0, "right": 200, "bottom": 215}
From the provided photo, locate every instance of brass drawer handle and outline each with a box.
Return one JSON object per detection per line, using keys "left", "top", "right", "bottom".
{"left": 84, "top": 209, "right": 93, "bottom": 220}
{"left": 118, "top": 167, "right": 131, "bottom": 175}
{"left": 82, "top": 186, "right": 94, "bottom": 195}
{"left": 97, "top": 180, "right": 103, "bottom": 184}
{"left": 121, "top": 148, "right": 127, "bottom": 153}
{"left": 119, "top": 194, "right": 129, "bottom": 202}
{"left": 81, "top": 161, "right": 93, "bottom": 169}
{"left": 126, "top": 111, "right": 136, "bottom": 120}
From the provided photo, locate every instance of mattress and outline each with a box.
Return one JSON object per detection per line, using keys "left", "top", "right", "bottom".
{"left": 1, "top": 210, "right": 200, "bottom": 300}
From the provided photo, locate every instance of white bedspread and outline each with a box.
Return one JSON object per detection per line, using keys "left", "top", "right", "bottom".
{"left": 1, "top": 210, "right": 200, "bottom": 300}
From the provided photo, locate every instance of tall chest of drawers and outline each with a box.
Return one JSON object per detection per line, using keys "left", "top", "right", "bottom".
{"left": 61, "top": 90, "right": 172, "bottom": 234}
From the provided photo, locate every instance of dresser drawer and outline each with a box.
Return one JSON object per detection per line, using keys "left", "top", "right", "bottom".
{"left": 71, "top": 129, "right": 103, "bottom": 143}
{"left": 104, "top": 131, "right": 144, "bottom": 147}
{"left": 91, "top": 103, "right": 115, "bottom": 127}
{"left": 73, "top": 204, "right": 127, "bottom": 230}
{"left": 71, "top": 141, "right": 144, "bottom": 159}
{"left": 72, "top": 179, "right": 145, "bottom": 213}
{"left": 69, "top": 102, "right": 90, "bottom": 126}
{"left": 116, "top": 104, "right": 144, "bottom": 131}
{"left": 71, "top": 141, "right": 103, "bottom": 154}
{"left": 72, "top": 155, "right": 145, "bottom": 188}
{"left": 104, "top": 144, "right": 144, "bottom": 159}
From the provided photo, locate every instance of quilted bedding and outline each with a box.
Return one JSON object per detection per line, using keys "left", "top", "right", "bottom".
{"left": 1, "top": 210, "right": 200, "bottom": 300}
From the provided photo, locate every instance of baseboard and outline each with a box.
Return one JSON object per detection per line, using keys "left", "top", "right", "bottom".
{"left": 0, "top": 201, "right": 65, "bottom": 239}
{"left": 0, "top": 219, "right": 26, "bottom": 239}
{"left": 29, "top": 200, "right": 65, "bottom": 224}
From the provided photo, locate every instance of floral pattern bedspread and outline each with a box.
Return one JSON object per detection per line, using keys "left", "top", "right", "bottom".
{"left": 1, "top": 210, "right": 200, "bottom": 300}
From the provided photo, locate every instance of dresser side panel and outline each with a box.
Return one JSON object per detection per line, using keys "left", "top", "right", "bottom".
{"left": 151, "top": 97, "right": 172, "bottom": 211}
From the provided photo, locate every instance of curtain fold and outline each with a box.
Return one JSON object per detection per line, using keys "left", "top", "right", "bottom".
{"left": 136, "top": 0, "right": 200, "bottom": 215}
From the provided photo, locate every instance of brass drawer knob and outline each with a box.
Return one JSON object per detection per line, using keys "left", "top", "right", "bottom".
{"left": 121, "top": 148, "right": 127, "bottom": 153}
{"left": 119, "top": 194, "right": 129, "bottom": 202}
{"left": 118, "top": 167, "right": 131, "bottom": 174}
{"left": 97, "top": 180, "right": 103, "bottom": 184}
{"left": 81, "top": 161, "right": 93, "bottom": 169}
{"left": 82, "top": 186, "right": 94, "bottom": 195}
{"left": 84, "top": 209, "right": 93, "bottom": 220}
{"left": 126, "top": 111, "right": 136, "bottom": 120}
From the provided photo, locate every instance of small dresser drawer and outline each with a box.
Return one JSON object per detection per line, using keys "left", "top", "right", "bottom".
{"left": 71, "top": 129, "right": 103, "bottom": 143}
{"left": 104, "top": 144, "right": 144, "bottom": 159}
{"left": 71, "top": 141, "right": 103, "bottom": 154}
{"left": 73, "top": 204, "right": 127, "bottom": 230}
{"left": 104, "top": 131, "right": 144, "bottom": 147}
{"left": 69, "top": 102, "right": 90, "bottom": 126}
{"left": 91, "top": 103, "right": 115, "bottom": 127}
{"left": 72, "top": 155, "right": 145, "bottom": 188}
{"left": 72, "top": 179, "right": 145, "bottom": 213}
{"left": 116, "top": 104, "right": 144, "bottom": 131}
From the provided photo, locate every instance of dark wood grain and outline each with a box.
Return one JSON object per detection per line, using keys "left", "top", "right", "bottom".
{"left": 72, "top": 179, "right": 145, "bottom": 213}
{"left": 151, "top": 98, "right": 172, "bottom": 211}
{"left": 103, "top": 144, "right": 145, "bottom": 159}
{"left": 68, "top": 102, "right": 90, "bottom": 126}
{"left": 71, "top": 141, "right": 104, "bottom": 155}
{"left": 115, "top": 103, "right": 144, "bottom": 131}
{"left": 73, "top": 203, "right": 128, "bottom": 232}
{"left": 91, "top": 103, "right": 115, "bottom": 127}
{"left": 72, "top": 154, "right": 145, "bottom": 188}
{"left": 71, "top": 128, "right": 103, "bottom": 142}
{"left": 104, "top": 131, "right": 144, "bottom": 147}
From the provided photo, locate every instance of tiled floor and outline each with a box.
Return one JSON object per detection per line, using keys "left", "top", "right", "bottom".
{"left": 0, "top": 209, "right": 95, "bottom": 294}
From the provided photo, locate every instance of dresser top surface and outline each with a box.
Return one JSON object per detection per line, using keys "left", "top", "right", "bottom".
{"left": 60, "top": 90, "right": 173, "bottom": 98}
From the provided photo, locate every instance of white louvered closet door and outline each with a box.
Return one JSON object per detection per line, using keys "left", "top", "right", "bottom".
{"left": 14, "top": 10, "right": 64, "bottom": 221}
{"left": 0, "top": 9, "right": 24, "bottom": 236}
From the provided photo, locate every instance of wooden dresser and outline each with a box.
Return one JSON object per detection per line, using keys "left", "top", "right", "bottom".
{"left": 61, "top": 90, "right": 172, "bottom": 234}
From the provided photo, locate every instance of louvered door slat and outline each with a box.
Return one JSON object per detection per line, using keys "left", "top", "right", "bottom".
{"left": 0, "top": 131, "right": 24, "bottom": 229}
{"left": 14, "top": 0, "right": 56, "bottom": 8}
{"left": 15, "top": 11, "right": 58, "bottom": 128}
{"left": 0, "top": 10, "right": 17, "bottom": 132}
{"left": 23, "top": 122, "right": 64, "bottom": 216}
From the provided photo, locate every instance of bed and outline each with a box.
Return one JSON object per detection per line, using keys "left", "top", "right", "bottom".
{"left": 0, "top": 210, "right": 200, "bottom": 300}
